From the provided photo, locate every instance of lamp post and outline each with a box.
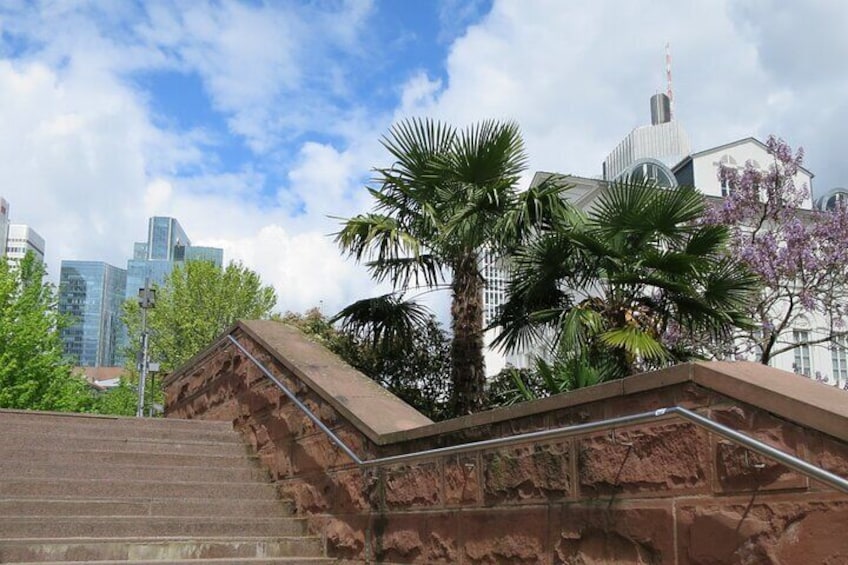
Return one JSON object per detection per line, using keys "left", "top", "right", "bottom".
{"left": 136, "top": 280, "right": 156, "bottom": 418}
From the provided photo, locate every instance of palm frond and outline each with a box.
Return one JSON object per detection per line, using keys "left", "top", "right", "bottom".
{"left": 331, "top": 295, "right": 432, "bottom": 350}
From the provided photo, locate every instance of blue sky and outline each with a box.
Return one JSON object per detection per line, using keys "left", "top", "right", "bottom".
{"left": 0, "top": 0, "right": 846, "bottom": 315}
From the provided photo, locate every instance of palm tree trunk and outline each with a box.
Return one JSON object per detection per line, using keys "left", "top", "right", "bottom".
{"left": 449, "top": 252, "right": 486, "bottom": 415}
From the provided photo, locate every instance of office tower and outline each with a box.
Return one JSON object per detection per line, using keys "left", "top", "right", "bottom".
{"left": 0, "top": 198, "right": 9, "bottom": 257}
{"left": 5, "top": 224, "right": 46, "bottom": 263}
{"left": 59, "top": 261, "right": 128, "bottom": 367}
{"left": 125, "top": 217, "right": 223, "bottom": 300}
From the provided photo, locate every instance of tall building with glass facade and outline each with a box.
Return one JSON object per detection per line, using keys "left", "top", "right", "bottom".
{"left": 125, "top": 217, "right": 223, "bottom": 300}
{"left": 59, "top": 261, "right": 127, "bottom": 367}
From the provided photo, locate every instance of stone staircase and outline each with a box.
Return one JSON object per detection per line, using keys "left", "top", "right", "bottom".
{"left": 0, "top": 409, "right": 333, "bottom": 564}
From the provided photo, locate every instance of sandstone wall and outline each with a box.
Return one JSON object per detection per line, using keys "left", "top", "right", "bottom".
{"left": 164, "top": 321, "right": 848, "bottom": 564}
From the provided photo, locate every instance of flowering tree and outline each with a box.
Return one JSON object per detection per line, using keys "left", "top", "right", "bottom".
{"left": 707, "top": 136, "right": 848, "bottom": 366}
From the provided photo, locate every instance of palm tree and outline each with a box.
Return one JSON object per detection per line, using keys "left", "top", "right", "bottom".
{"left": 493, "top": 179, "right": 758, "bottom": 382}
{"left": 335, "top": 118, "right": 572, "bottom": 415}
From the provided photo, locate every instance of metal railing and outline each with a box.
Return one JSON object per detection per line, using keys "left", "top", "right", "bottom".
{"left": 227, "top": 335, "right": 848, "bottom": 494}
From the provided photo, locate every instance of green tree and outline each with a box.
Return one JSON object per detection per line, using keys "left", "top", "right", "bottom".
{"left": 124, "top": 260, "right": 277, "bottom": 374}
{"left": 279, "top": 307, "right": 452, "bottom": 421}
{"left": 335, "top": 118, "right": 572, "bottom": 415}
{"left": 0, "top": 253, "right": 94, "bottom": 412}
{"left": 494, "top": 180, "right": 758, "bottom": 386}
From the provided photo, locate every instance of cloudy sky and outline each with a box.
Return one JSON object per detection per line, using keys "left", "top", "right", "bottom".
{"left": 0, "top": 0, "right": 845, "bottom": 316}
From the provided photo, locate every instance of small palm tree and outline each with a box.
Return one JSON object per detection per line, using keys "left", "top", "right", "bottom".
{"left": 335, "top": 118, "right": 573, "bottom": 415}
{"left": 494, "top": 179, "right": 758, "bottom": 383}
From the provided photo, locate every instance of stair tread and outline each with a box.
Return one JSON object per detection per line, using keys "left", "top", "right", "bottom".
{"left": 0, "top": 556, "right": 335, "bottom": 565}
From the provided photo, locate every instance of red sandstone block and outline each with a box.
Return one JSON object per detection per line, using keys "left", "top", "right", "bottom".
{"left": 551, "top": 500, "right": 675, "bottom": 565}
{"left": 460, "top": 507, "right": 549, "bottom": 565}
{"left": 578, "top": 423, "right": 710, "bottom": 498}
{"left": 676, "top": 495, "right": 848, "bottom": 564}
{"left": 482, "top": 441, "right": 573, "bottom": 504}
{"left": 444, "top": 454, "right": 482, "bottom": 506}
{"left": 383, "top": 462, "right": 442, "bottom": 510}
{"left": 713, "top": 440, "right": 807, "bottom": 493}
{"left": 372, "top": 511, "right": 459, "bottom": 564}
{"left": 277, "top": 469, "right": 370, "bottom": 514}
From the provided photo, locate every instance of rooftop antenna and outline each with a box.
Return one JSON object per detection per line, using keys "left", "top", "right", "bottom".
{"left": 665, "top": 42, "right": 674, "bottom": 120}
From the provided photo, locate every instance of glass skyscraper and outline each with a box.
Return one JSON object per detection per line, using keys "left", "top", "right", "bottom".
{"left": 59, "top": 261, "right": 128, "bottom": 367}
{"left": 125, "top": 217, "right": 223, "bottom": 300}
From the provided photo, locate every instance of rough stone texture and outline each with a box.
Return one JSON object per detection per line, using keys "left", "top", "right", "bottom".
{"left": 579, "top": 423, "right": 710, "bottom": 497}
{"left": 373, "top": 512, "right": 457, "bottom": 563}
{"left": 165, "top": 324, "right": 848, "bottom": 564}
{"left": 462, "top": 508, "right": 549, "bottom": 564}
{"left": 383, "top": 463, "right": 442, "bottom": 509}
{"left": 678, "top": 496, "right": 848, "bottom": 564}
{"left": 553, "top": 502, "right": 674, "bottom": 565}
{"left": 483, "top": 441, "right": 573, "bottom": 503}
{"left": 444, "top": 455, "right": 482, "bottom": 506}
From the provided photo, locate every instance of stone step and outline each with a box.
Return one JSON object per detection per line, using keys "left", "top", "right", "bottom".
{"left": 0, "top": 478, "right": 277, "bottom": 500}
{"left": 0, "top": 421, "right": 243, "bottom": 444}
{"left": 3, "top": 447, "right": 261, "bottom": 469}
{"left": 0, "top": 410, "right": 234, "bottom": 434}
{"left": 0, "top": 435, "right": 251, "bottom": 457}
{"left": 0, "top": 536, "right": 323, "bottom": 562}
{"left": 0, "top": 497, "right": 293, "bottom": 518}
{"left": 0, "top": 461, "right": 266, "bottom": 483}
{"left": 1, "top": 559, "right": 334, "bottom": 564}
{"left": 0, "top": 517, "right": 308, "bottom": 539}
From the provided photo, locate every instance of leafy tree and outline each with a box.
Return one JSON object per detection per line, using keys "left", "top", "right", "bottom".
{"left": 91, "top": 380, "right": 138, "bottom": 416}
{"left": 124, "top": 260, "right": 277, "bottom": 374}
{"left": 280, "top": 307, "right": 452, "bottom": 421}
{"left": 706, "top": 136, "right": 848, "bottom": 365}
{"left": 0, "top": 253, "right": 94, "bottom": 412}
{"left": 335, "top": 118, "right": 573, "bottom": 415}
{"left": 494, "top": 180, "right": 758, "bottom": 383}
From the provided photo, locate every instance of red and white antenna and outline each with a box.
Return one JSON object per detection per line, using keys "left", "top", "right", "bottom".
{"left": 665, "top": 42, "right": 674, "bottom": 119}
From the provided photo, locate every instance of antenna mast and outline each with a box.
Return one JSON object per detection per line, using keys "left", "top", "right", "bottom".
{"left": 666, "top": 42, "right": 674, "bottom": 119}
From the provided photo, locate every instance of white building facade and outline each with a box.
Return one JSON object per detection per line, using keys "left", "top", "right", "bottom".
{"left": 481, "top": 97, "right": 846, "bottom": 389}
{"left": 5, "top": 224, "right": 45, "bottom": 263}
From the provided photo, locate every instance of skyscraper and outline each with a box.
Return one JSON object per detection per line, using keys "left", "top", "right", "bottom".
{"left": 5, "top": 224, "right": 45, "bottom": 263}
{"left": 125, "top": 216, "right": 223, "bottom": 300}
{"left": 59, "top": 261, "right": 128, "bottom": 367}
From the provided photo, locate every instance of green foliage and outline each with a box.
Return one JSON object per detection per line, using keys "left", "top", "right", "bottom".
{"left": 335, "top": 117, "right": 576, "bottom": 415}
{"left": 494, "top": 179, "right": 758, "bottom": 383}
{"left": 0, "top": 253, "right": 95, "bottom": 412}
{"left": 91, "top": 380, "right": 138, "bottom": 416}
{"left": 280, "top": 308, "right": 452, "bottom": 421}
{"left": 123, "top": 260, "right": 278, "bottom": 374}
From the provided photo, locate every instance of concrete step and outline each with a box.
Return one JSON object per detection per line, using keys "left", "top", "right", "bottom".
{"left": 0, "top": 536, "right": 324, "bottom": 562}
{"left": 0, "top": 497, "right": 293, "bottom": 518}
{"left": 3, "top": 447, "right": 261, "bottom": 469}
{"left": 0, "top": 517, "right": 308, "bottom": 539}
{"left": 0, "top": 434, "right": 251, "bottom": 457}
{"left": 0, "top": 461, "right": 266, "bottom": 483}
{"left": 0, "top": 478, "right": 277, "bottom": 500}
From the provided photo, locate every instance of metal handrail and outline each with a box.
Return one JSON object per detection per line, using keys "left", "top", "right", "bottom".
{"left": 227, "top": 335, "right": 848, "bottom": 494}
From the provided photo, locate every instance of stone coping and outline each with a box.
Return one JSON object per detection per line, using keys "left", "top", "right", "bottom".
{"left": 165, "top": 320, "right": 433, "bottom": 444}
{"left": 165, "top": 320, "right": 848, "bottom": 447}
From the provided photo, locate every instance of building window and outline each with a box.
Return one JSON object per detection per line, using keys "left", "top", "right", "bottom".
{"left": 832, "top": 337, "right": 848, "bottom": 384}
{"left": 793, "top": 330, "right": 811, "bottom": 376}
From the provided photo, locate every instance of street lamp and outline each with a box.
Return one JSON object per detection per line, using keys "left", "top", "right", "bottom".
{"left": 137, "top": 281, "right": 156, "bottom": 418}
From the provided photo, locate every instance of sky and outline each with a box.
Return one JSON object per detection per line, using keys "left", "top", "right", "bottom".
{"left": 0, "top": 0, "right": 846, "bottom": 317}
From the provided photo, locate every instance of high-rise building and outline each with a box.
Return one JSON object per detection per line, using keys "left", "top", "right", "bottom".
{"left": 0, "top": 198, "right": 9, "bottom": 257}
{"left": 125, "top": 216, "right": 223, "bottom": 300}
{"left": 602, "top": 93, "right": 690, "bottom": 186}
{"left": 5, "top": 224, "right": 45, "bottom": 263}
{"left": 59, "top": 261, "right": 128, "bottom": 367}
